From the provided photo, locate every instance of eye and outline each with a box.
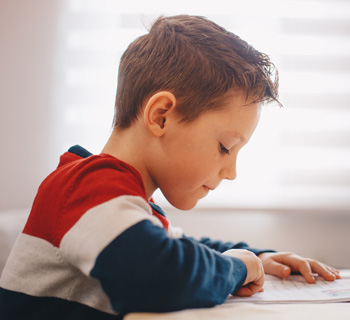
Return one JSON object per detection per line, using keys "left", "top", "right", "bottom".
{"left": 219, "top": 143, "right": 230, "bottom": 155}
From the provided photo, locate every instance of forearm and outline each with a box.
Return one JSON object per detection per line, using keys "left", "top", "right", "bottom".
{"left": 71, "top": 221, "right": 248, "bottom": 314}
{"left": 185, "top": 235, "right": 275, "bottom": 256}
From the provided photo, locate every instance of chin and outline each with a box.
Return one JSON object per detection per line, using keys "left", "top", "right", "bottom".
{"left": 167, "top": 198, "right": 198, "bottom": 211}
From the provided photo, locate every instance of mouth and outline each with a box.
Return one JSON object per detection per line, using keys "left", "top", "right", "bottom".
{"left": 203, "top": 185, "right": 212, "bottom": 192}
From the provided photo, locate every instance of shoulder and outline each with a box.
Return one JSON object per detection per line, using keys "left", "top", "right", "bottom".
{"left": 54, "top": 151, "right": 147, "bottom": 202}
{"left": 24, "top": 150, "right": 150, "bottom": 246}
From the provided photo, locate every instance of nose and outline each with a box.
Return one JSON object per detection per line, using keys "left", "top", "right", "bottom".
{"left": 219, "top": 161, "right": 237, "bottom": 181}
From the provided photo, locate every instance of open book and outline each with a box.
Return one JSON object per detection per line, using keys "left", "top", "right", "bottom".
{"left": 226, "top": 271, "right": 350, "bottom": 304}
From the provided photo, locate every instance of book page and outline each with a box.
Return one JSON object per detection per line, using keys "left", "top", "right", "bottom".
{"left": 226, "top": 273, "right": 350, "bottom": 304}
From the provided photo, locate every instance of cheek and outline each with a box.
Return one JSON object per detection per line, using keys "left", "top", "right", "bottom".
{"left": 179, "top": 158, "right": 217, "bottom": 188}
{"left": 161, "top": 135, "right": 218, "bottom": 185}
{"left": 160, "top": 177, "right": 205, "bottom": 210}
{"left": 162, "top": 160, "right": 205, "bottom": 192}
{"left": 158, "top": 157, "right": 217, "bottom": 210}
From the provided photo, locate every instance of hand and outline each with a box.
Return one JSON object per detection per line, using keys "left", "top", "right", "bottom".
{"left": 223, "top": 249, "right": 265, "bottom": 296}
{"left": 258, "top": 252, "right": 341, "bottom": 283}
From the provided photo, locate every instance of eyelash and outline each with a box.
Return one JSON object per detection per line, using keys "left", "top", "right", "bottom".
{"left": 219, "top": 143, "right": 230, "bottom": 155}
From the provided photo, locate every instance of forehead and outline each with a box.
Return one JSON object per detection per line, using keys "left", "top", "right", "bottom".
{"left": 219, "top": 90, "right": 260, "bottom": 109}
{"left": 203, "top": 94, "right": 261, "bottom": 139}
{"left": 209, "top": 92, "right": 260, "bottom": 119}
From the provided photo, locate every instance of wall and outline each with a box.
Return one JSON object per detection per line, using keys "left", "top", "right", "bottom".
{"left": 166, "top": 207, "right": 350, "bottom": 269}
{"left": 0, "top": 0, "right": 63, "bottom": 210}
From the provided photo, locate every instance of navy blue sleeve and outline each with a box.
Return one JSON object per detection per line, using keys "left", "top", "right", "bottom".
{"left": 90, "top": 220, "right": 247, "bottom": 314}
{"left": 184, "top": 236, "right": 276, "bottom": 256}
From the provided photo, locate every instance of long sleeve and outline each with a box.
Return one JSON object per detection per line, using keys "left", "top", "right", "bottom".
{"left": 88, "top": 219, "right": 247, "bottom": 314}
{"left": 0, "top": 147, "right": 251, "bottom": 319}
{"left": 185, "top": 236, "right": 276, "bottom": 256}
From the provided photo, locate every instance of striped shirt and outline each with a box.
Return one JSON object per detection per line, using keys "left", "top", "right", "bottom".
{"left": 0, "top": 145, "right": 272, "bottom": 319}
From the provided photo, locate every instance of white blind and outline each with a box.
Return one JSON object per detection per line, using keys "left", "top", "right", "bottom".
{"left": 55, "top": 0, "right": 350, "bottom": 210}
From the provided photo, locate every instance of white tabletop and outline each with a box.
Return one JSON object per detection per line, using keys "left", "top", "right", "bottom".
{"left": 125, "top": 270, "right": 350, "bottom": 320}
{"left": 126, "top": 303, "right": 350, "bottom": 320}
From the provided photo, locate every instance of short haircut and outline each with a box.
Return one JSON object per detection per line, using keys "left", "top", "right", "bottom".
{"left": 113, "top": 15, "right": 280, "bottom": 129}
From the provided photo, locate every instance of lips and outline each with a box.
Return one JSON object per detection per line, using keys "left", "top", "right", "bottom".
{"left": 203, "top": 185, "right": 212, "bottom": 192}
{"left": 203, "top": 183, "right": 220, "bottom": 192}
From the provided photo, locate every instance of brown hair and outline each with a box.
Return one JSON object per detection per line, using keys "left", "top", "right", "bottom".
{"left": 113, "top": 15, "right": 280, "bottom": 129}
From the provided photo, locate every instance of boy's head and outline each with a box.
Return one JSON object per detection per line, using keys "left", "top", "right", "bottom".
{"left": 106, "top": 15, "right": 280, "bottom": 210}
{"left": 113, "top": 14, "right": 279, "bottom": 129}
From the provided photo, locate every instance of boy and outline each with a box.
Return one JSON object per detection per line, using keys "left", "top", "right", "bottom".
{"left": 0, "top": 15, "right": 340, "bottom": 319}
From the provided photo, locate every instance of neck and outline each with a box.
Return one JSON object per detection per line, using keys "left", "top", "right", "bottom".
{"left": 101, "top": 127, "right": 157, "bottom": 199}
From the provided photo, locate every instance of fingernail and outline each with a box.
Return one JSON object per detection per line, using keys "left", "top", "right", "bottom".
{"left": 282, "top": 267, "right": 289, "bottom": 276}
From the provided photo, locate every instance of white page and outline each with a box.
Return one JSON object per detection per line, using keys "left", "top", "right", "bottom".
{"left": 226, "top": 273, "right": 350, "bottom": 304}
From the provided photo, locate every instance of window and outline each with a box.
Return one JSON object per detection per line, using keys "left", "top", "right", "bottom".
{"left": 55, "top": 0, "right": 350, "bottom": 210}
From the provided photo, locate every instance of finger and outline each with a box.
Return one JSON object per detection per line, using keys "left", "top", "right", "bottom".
{"left": 325, "top": 266, "right": 341, "bottom": 280}
{"left": 310, "top": 262, "right": 337, "bottom": 281}
{"left": 264, "top": 260, "right": 291, "bottom": 278}
{"left": 236, "top": 283, "right": 263, "bottom": 297}
{"left": 298, "top": 261, "right": 316, "bottom": 283}
{"left": 311, "top": 262, "right": 341, "bottom": 281}
{"left": 235, "top": 286, "right": 254, "bottom": 297}
{"left": 330, "top": 267, "right": 340, "bottom": 273}
{"left": 236, "top": 274, "right": 264, "bottom": 297}
{"left": 326, "top": 266, "right": 341, "bottom": 278}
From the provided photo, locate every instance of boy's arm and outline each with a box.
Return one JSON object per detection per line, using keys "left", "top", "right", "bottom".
{"left": 91, "top": 222, "right": 246, "bottom": 313}
{"left": 184, "top": 235, "right": 275, "bottom": 256}
{"left": 188, "top": 237, "right": 340, "bottom": 282}
{"left": 60, "top": 198, "right": 248, "bottom": 315}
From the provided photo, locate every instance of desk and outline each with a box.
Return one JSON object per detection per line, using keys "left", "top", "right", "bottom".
{"left": 126, "top": 303, "right": 350, "bottom": 320}
{"left": 126, "top": 270, "right": 350, "bottom": 320}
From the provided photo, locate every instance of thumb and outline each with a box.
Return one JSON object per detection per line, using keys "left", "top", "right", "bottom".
{"left": 265, "top": 260, "right": 291, "bottom": 278}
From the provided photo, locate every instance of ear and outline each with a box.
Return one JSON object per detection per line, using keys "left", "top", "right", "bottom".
{"left": 143, "top": 91, "right": 177, "bottom": 137}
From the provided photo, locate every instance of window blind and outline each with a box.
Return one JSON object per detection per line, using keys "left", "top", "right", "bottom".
{"left": 55, "top": 0, "right": 350, "bottom": 210}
